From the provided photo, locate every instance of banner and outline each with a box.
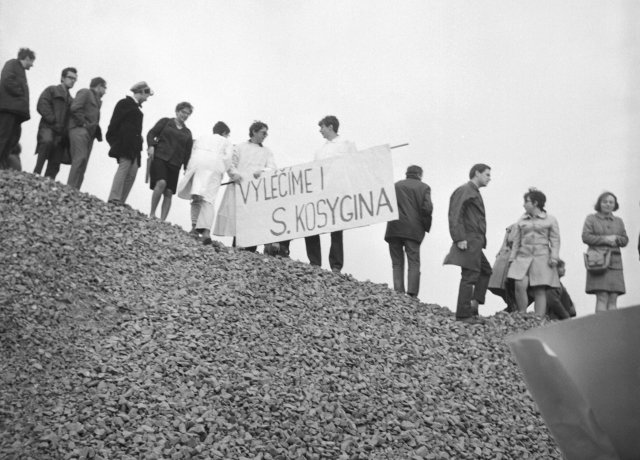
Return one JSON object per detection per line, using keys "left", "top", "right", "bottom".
{"left": 235, "top": 145, "right": 398, "bottom": 247}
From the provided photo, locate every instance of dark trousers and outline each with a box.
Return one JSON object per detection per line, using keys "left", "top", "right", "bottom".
{"left": 305, "top": 231, "right": 343, "bottom": 272}
{"left": 456, "top": 252, "right": 492, "bottom": 318}
{"left": 34, "top": 128, "right": 62, "bottom": 179}
{"left": 0, "top": 113, "right": 22, "bottom": 169}
{"left": 388, "top": 237, "right": 421, "bottom": 296}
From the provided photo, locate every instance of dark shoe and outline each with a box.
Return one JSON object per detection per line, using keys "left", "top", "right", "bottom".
{"left": 202, "top": 237, "right": 212, "bottom": 245}
{"left": 456, "top": 316, "right": 486, "bottom": 325}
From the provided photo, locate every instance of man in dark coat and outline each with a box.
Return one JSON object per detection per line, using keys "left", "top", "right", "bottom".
{"left": 384, "top": 165, "right": 433, "bottom": 298}
{"left": 106, "top": 81, "right": 153, "bottom": 205}
{"left": 33, "top": 67, "right": 77, "bottom": 179}
{"left": 67, "top": 76, "right": 106, "bottom": 190}
{"left": 444, "top": 163, "right": 492, "bottom": 324}
{"left": 0, "top": 48, "right": 35, "bottom": 169}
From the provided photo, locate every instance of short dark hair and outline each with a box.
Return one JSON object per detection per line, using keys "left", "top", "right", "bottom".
{"left": 61, "top": 67, "right": 77, "bottom": 79}
{"left": 213, "top": 121, "right": 230, "bottom": 136}
{"left": 249, "top": 120, "right": 268, "bottom": 137}
{"left": 17, "top": 48, "right": 35, "bottom": 60}
{"left": 594, "top": 191, "right": 619, "bottom": 212}
{"left": 318, "top": 115, "right": 339, "bottom": 133}
{"left": 90, "top": 77, "right": 106, "bottom": 88}
{"left": 468, "top": 163, "right": 490, "bottom": 179}
{"left": 524, "top": 188, "right": 547, "bottom": 212}
{"left": 176, "top": 102, "right": 194, "bottom": 113}
{"left": 406, "top": 165, "right": 423, "bottom": 177}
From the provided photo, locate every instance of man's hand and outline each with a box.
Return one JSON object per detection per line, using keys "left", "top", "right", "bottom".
{"left": 456, "top": 240, "right": 468, "bottom": 251}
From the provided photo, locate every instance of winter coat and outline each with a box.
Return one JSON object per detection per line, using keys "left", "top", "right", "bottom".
{"left": 0, "top": 58, "right": 30, "bottom": 121}
{"left": 443, "top": 181, "right": 487, "bottom": 270}
{"left": 488, "top": 223, "right": 517, "bottom": 294}
{"left": 106, "top": 96, "right": 144, "bottom": 165}
{"left": 582, "top": 213, "right": 628, "bottom": 270}
{"left": 36, "top": 84, "right": 71, "bottom": 133}
{"left": 507, "top": 211, "right": 560, "bottom": 287}
{"left": 384, "top": 174, "right": 432, "bottom": 243}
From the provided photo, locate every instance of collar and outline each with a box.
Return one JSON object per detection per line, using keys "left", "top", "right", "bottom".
{"left": 467, "top": 180, "right": 479, "bottom": 191}
{"left": 596, "top": 212, "right": 614, "bottom": 220}
{"left": 523, "top": 210, "right": 547, "bottom": 219}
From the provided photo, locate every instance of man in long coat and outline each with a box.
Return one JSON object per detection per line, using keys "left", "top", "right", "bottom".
{"left": 33, "top": 67, "right": 77, "bottom": 179}
{"left": 384, "top": 165, "right": 433, "bottom": 298}
{"left": 444, "top": 163, "right": 492, "bottom": 324}
{"left": 106, "top": 81, "right": 153, "bottom": 205}
{"left": 0, "top": 48, "right": 35, "bottom": 169}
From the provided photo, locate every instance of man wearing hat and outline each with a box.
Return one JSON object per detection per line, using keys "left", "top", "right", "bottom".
{"left": 67, "top": 76, "right": 106, "bottom": 189}
{"left": 106, "top": 81, "right": 153, "bottom": 205}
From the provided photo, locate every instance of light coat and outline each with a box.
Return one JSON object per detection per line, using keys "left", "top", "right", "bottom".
{"left": 507, "top": 211, "right": 560, "bottom": 287}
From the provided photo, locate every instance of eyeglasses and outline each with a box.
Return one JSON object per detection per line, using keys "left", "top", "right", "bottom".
{"left": 142, "top": 88, "right": 152, "bottom": 95}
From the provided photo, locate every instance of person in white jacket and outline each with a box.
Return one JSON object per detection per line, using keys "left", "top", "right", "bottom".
{"left": 177, "top": 121, "right": 233, "bottom": 244}
{"left": 213, "top": 120, "right": 277, "bottom": 252}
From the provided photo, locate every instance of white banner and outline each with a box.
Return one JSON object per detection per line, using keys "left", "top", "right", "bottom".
{"left": 235, "top": 145, "right": 398, "bottom": 247}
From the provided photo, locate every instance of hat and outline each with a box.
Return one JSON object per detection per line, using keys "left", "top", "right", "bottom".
{"left": 130, "top": 81, "right": 153, "bottom": 95}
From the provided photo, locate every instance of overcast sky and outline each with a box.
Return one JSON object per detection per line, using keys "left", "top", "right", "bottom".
{"left": 2, "top": 0, "right": 639, "bottom": 316}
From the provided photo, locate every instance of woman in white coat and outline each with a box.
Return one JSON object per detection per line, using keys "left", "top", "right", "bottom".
{"left": 213, "top": 120, "right": 276, "bottom": 252}
{"left": 177, "top": 121, "right": 233, "bottom": 244}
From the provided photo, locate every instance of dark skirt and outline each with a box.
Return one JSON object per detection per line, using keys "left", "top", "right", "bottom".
{"left": 586, "top": 268, "right": 625, "bottom": 295}
{"left": 150, "top": 157, "right": 180, "bottom": 193}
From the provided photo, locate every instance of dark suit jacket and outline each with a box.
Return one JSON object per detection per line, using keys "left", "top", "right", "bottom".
{"left": 106, "top": 96, "right": 143, "bottom": 165}
{"left": 384, "top": 174, "right": 433, "bottom": 243}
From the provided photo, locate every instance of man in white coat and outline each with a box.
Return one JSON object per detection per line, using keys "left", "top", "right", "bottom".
{"left": 304, "top": 115, "right": 356, "bottom": 273}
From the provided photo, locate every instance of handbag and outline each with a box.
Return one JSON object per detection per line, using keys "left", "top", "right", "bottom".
{"left": 583, "top": 248, "right": 611, "bottom": 274}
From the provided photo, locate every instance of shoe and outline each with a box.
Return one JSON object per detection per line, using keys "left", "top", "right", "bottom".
{"left": 202, "top": 237, "right": 212, "bottom": 245}
{"left": 456, "top": 316, "right": 486, "bottom": 325}
{"left": 331, "top": 268, "right": 341, "bottom": 274}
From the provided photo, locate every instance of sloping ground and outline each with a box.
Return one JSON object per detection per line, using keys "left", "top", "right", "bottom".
{"left": 0, "top": 171, "right": 561, "bottom": 459}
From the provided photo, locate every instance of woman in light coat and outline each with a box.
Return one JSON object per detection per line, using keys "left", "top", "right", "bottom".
{"left": 213, "top": 120, "right": 276, "bottom": 251}
{"left": 177, "top": 121, "right": 233, "bottom": 244}
{"left": 582, "top": 191, "right": 628, "bottom": 313}
{"left": 508, "top": 188, "right": 560, "bottom": 316}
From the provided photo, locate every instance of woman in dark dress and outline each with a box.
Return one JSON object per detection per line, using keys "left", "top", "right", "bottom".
{"left": 147, "top": 102, "right": 194, "bottom": 221}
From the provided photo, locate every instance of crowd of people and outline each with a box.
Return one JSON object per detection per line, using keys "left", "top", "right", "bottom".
{"left": 0, "top": 48, "right": 636, "bottom": 324}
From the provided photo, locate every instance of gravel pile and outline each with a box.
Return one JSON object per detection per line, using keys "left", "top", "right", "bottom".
{"left": 0, "top": 170, "right": 561, "bottom": 459}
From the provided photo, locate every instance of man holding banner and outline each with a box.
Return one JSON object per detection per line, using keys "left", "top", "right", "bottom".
{"left": 304, "top": 115, "right": 357, "bottom": 273}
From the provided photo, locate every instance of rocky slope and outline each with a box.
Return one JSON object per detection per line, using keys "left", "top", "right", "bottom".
{"left": 0, "top": 171, "right": 561, "bottom": 459}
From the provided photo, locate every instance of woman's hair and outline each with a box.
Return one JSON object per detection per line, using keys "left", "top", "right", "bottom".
{"left": 175, "top": 101, "right": 194, "bottom": 113}
{"left": 213, "top": 121, "right": 230, "bottom": 136}
{"left": 594, "top": 191, "right": 619, "bottom": 212}
{"left": 524, "top": 188, "right": 546, "bottom": 212}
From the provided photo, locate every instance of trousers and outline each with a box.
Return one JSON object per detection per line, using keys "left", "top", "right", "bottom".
{"left": 388, "top": 237, "right": 422, "bottom": 297}
{"left": 456, "top": 252, "right": 492, "bottom": 318}
{"left": 305, "top": 231, "right": 343, "bottom": 272}
{"left": 67, "top": 127, "right": 94, "bottom": 189}
{"left": 108, "top": 158, "right": 139, "bottom": 204}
